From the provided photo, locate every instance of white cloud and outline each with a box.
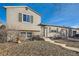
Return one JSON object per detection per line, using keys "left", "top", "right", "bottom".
{"left": 48, "top": 18, "right": 64, "bottom": 24}
{"left": 71, "top": 25, "right": 79, "bottom": 28}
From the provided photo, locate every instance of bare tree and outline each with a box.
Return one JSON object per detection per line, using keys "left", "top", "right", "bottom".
{"left": 0, "top": 25, "right": 7, "bottom": 43}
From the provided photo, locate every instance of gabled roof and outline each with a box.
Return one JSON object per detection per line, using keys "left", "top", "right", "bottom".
{"left": 4, "top": 6, "right": 41, "bottom": 16}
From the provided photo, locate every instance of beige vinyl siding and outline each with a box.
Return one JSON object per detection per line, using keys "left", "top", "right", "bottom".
{"left": 6, "top": 7, "right": 41, "bottom": 31}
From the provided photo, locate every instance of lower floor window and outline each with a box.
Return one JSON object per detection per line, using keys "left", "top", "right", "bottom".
{"left": 27, "top": 32, "right": 32, "bottom": 37}
{"left": 50, "top": 30, "right": 57, "bottom": 32}
{"left": 20, "top": 32, "right": 32, "bottom": 38}
{"left": 21, "top": 32, "right": 26, "bottom": 37}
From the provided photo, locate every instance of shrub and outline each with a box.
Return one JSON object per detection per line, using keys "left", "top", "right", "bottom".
{"left": 0, "top": 29, "right": 7, "bottom": 43}
{"left": 49, "top": 35, "right": 62, "bottom": 40}
{"left": 29, "top": 35, "right": 44, "bottom": 41}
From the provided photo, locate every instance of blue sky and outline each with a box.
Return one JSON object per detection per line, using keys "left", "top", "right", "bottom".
{"left": 0, "top": 3, "right": 79, "bottom": 28}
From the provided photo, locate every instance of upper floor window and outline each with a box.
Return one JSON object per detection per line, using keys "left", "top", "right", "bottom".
{"left": 23, "top": 14, "right": 30, "bottom": 22}
{"left": 19, "top": 13, "right": 33, "bottom": 23}
{"left": 23, "top": 14, "right": 27, "bottom": 22}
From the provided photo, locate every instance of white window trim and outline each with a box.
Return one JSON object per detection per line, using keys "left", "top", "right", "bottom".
{"left": 21, "top": 13, "right": 33, "bottom": 24}
{"left": 22, "top": 13, "right": 28, "bottom": 23}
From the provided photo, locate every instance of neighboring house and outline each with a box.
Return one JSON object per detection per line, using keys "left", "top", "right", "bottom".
{"left": 70, "top": 28, "right": 79, "bottom": 37}
{"left": 4, "top": 6, "right": 41, "bottom": 41}
{"left": 39, "top": 24, "right": 79, "bottom": 39}
{"left": 39, "top": 24, "right": 70, "bottom": 38}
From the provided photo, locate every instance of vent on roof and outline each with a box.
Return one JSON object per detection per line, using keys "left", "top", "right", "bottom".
{"left": 26, "top": 7, "right": 28, "bottom": 10}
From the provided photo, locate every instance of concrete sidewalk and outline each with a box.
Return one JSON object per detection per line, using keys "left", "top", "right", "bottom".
{"left": 43, "top": 37, "right": 79, "bottom": 52}
{"left": 68, "top": 38, "right": 79, "bottom": 42}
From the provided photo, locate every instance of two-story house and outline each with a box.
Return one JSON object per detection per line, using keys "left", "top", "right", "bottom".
{"left": 4, "top": 6, "right": 41, "bottom": 41}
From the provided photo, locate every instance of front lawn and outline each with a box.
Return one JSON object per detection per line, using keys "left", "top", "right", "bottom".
{"left": 52, "top": 39, "right": 79, "bottom": 48}
{"left": 0, "top": 41, "right": 79, "bottom": 56}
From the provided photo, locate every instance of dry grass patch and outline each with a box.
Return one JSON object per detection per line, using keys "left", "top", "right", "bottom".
{"left": 0, "top": 41, "right": 79, "bottom": 56}
{"left": 53, "top": 39, "right": 79, "bottom": 48}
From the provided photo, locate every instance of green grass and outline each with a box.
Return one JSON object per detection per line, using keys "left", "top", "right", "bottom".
{"left": 0, "top": 41, "right": 79, "bottom": 56}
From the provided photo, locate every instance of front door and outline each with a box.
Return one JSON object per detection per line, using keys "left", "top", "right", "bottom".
{"left": 43, "top": 27, "right": 48, "bottom": 37}
{"left": 73, "top": 31, "right": 76, "bottom": 37}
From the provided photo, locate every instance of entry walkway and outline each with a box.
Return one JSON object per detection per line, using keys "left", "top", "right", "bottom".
{"left": 68, "top": 38, "right": 79, "bottom": 41}
{"left": 43, "top": 37, "right": 79, "bottom": 52}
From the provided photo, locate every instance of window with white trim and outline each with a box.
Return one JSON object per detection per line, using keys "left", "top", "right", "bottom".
{"left": 23, "top": 14, "right": 30, "bottom": 22}
{"left": 19, "top": 13, "right": 33, "bottom": 23}
{"left": 27, "top": 32, "right": 32, "bottom": 37}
